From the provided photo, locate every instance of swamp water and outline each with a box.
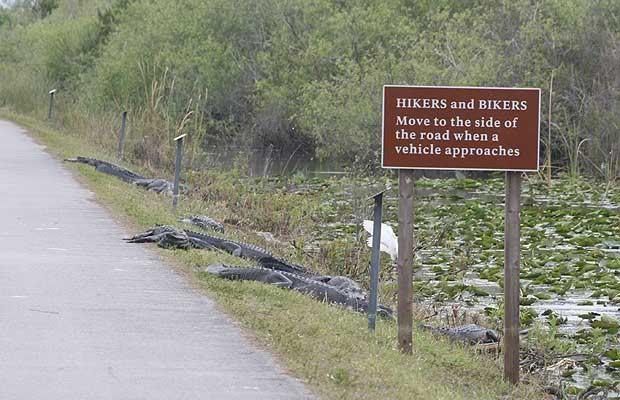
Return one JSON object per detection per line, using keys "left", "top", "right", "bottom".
{"left": 307, "top": 175, "right": 619, "bottom": 396}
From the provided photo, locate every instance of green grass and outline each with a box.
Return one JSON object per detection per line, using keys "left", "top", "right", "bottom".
{"left": 1, "top": 110, "right": 543, "bottom": 399}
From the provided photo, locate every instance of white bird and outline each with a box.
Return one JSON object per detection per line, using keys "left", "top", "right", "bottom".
{"left": 362, "top": 220, "right": 398, "bottom": 261}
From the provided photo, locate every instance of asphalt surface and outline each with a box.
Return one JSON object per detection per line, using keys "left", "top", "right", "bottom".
{"left": 0, "top": 120, "right": 314, "bottom": 399}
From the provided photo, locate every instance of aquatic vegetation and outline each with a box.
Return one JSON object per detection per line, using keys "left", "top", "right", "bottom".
{"left": 294, "top": 173, "right": 619, "bottom": 393}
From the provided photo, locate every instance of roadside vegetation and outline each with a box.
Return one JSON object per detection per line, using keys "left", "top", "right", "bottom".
{"left": 2, "top": 111, "right": 546, "bottom": 400}
{"left": 1, "top": 0, "right": 618, "bottom": 398}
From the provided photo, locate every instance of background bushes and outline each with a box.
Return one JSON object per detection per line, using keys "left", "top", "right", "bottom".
{"left": 0, "top": 0, "right": 618, "bottom": 177}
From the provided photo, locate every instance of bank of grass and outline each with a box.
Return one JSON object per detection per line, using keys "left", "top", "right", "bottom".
{"left": 2, "top": 111, "right": 543, "bottom": 399}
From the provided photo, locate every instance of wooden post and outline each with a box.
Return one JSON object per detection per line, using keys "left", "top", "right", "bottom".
{"left": 117, "top": 111, "right": 128, "bottom": 160}
{"left": 47, "top": 89, "right": 56, "bottom": 120}
{"left": 504, "top": 171, "right": 521, "bottom": 384}
{"left": 172, "top": 134, "right": 186, "bottom": 210}
{"left": 397, "top": 169, "right": 415, "bottom": 353}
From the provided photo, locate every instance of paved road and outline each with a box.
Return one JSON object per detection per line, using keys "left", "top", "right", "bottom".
{"left": 0, "top": 120, "right": 314, "bottom": 400}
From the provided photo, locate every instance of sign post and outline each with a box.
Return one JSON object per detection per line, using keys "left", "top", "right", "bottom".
{"left": 397, "top": 170, "right": 415, "bottom": 353}
{"left": 172, "top": 133, "right": 186, "bottom": 211}
{"left": 382, "top": 85, "right": 540, "bottom": 381}
{"left": 117, "top": 111, "right": 128, "bottom": 160}
{"left": 48, "top": 89, "right": 56, "bottom": 120}
{"left": 504, "top": 170, "right": 521, "bottom": 384}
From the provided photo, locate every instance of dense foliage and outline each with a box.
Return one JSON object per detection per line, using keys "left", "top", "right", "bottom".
{"left": 0, "top": 0, "right": 618, "bottom": 177}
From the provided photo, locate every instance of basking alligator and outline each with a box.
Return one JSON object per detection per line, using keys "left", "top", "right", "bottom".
{"left": 182, "top": 228, "right": 307, "bottom": 274}
{"left": 126, "top": 226, "right": 372, "bottom": 298}
{"left": 65, "top": 156, "right": 144, "bottom": 182}
{"left": 180, "top": 215, "right": 225, "bottom": 233}
{"left": 419, "top": 324, "right": 500, "bottom": 344}
{"left": 133, "top": 178, "right": 173, "bottom": 194}
{"left": 311, "top": 275, "right": 366, "bottom": 300}
{"left": 125, "top": 225, "right": 307, "bottom": 274}
{"left": 124, "top": 225, "right": 193, "bottom": 249}
{"left": 205, "top": 264, "right": 393, "bottom": 319}
{"left": 65, "top": 156, "right": 174, "bottom": 195}
{"left": 126, "top": 226, "right": 387, "bottom": 317}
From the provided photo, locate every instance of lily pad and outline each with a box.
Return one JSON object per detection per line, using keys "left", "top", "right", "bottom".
{"left": 578, "top": 312, "right": 600, "bottom": 320}
{"left": 605, "top": 349, "right": 620, "bottom": 361}
{"left": 592, "top": 379, "right": 614, "bottom": 388}
{"left": 534, "top": 292, "right": 552, "bottom": 300}
{"left": 520, "top": 296, "right": 537, "bottom": 306}
{"left": 467, "top": 286, "right": 490, "bottom": 297}
{"left": 591, "top": 316, "right": 620, "bottom": 334}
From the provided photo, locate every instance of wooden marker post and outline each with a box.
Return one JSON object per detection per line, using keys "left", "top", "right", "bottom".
{"left": 172, "top": 133, "right": 186, "bottom": 210}
{"left": 117, "top": 111, "right": 128, "bottom": 160}
{"left": 48, "top": 89, "right": 56, "bottom": 120}
{"left": 504, "top": 171, "right": 521, "bottom": 384}
{"left": 397, "top": 170, "right": 415, "bottom": 353}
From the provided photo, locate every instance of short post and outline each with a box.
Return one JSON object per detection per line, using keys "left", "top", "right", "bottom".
{"left": 397, "top": 169, "right": 415, "bottom": 353}
{"left": 47, "top": 89, "right": 56, "bottom": 120}
{"left": 504, "top": 171, "right": 521, "bottom": 384}
{"left": 117, "top": 111, "right": 128, "bottom": 160}
{"left": 172, "top": 133, "right": 186, "bottom": 210}
{"left": 368, "top": 189, "right": 386, "bottom": 331}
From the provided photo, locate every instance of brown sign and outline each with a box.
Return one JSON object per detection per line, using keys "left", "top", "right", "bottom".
{"left": 382, "top": 86, "right": 540, "bottom": 171}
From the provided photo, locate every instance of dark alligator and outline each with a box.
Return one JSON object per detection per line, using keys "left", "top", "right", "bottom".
{"left": 65, "top": 156, "right": 173, "bottom": 195}
{"left": 419, "top": 324, "right": 500, "bottom": 344}
{"left": 124, "top": 225, "right": 193, "bottom": 249}
{"left": 127, "top": 226, "right": 371, "bottom": 300}
{"left": 133, "top": 178, "right": 173, "bottom": 194}
{"left": 311, "top": 275, "right": 366, "bottom": 300}
{"left": 125, "top": 225, "right": 307, "bottom": 274}
{"left": 65, "top": 156, "right": 145, "bottom": 182}
{"left": 180, "top": 215, "right": 225, "bottom": 233}
{"left": 186, "top": 229, "right": 308, "bottom": 274}
{"left": 205, "top": 264, "right": 393, "bottom": 319}
{"left": 126, "top": 227, "right": 387, "bottom": 317}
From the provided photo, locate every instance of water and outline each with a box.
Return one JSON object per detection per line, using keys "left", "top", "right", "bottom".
{"left": 314, "top": 176, "right": 619, "bottom": 395}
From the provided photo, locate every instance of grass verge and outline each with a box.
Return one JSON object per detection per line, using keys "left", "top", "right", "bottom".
{"left": 1, "top": 111, "right": 543, "bottom": 399}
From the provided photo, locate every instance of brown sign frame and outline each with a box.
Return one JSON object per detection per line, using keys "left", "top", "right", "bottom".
{"left": 382, "top": 85, "right": 541, "bottom": 172}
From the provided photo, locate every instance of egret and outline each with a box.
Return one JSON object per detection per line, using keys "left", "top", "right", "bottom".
{"left": 362, "top": 220, "right": 398, "bottom": 261}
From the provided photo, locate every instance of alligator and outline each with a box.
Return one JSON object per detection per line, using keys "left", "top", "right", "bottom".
{"left": 65, "top": 156, "right": 174, "bottom": 195}
{"left": 124, "top": 225, "right": 193, "bottom": 249}
{"left": 125, "top": 225, "right": 307, "bottom": 274}
{"left": 311, "top": 275, "right": 366, "bottom": 300}
{"left": 204, "top": 264, "right": 393, "bottom": 319}
{"left": 190, "top": 234, "right": 361, "bottom": 293}
{"left": 180, "top": 215, "right": 225, "bottom": 233}
{"left": 186, "top": 229, "right": 309, "bottom": 274}
{"left": 126, "top": 226, "right": 372, "bottom": 297}
{"left": 65, "top": 156, "right": 145, "bottom": 183}
{"left": 418, "top": 324, "right": 500, "bottom": 344}
{"left": 133, "top": 178, "right": 173, "bottom": 195}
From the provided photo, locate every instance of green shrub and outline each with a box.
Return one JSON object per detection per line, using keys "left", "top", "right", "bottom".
{"left": 0, "top": 0, "right": 618, "bottom": 178}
